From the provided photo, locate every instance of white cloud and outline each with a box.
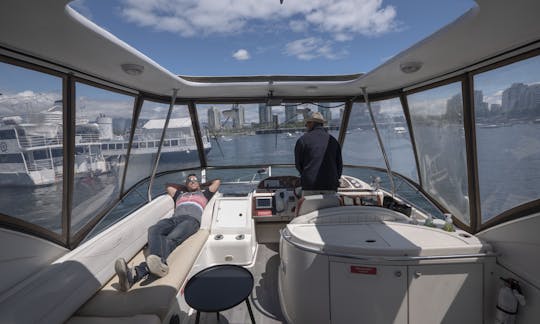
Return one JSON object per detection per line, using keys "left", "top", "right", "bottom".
{"left": 285, "top": 37, "right": 347, "bottom": 60}
{"left": 289, "top": 20, "right": 309, "bottom": 33}
{"left": 484, "top": 90, "right": 503, "bottom": 106}
{"left": 119, "top": 0, "right": 398, "bottom": 38}
{"left": 334, "top": 33, "right": 353, "bottom": 42}
{"left": 0, "top": 91, "right": 61, "bottom": 115}
{"left": 233, "top": 49, "right": 251, "bottom": 61}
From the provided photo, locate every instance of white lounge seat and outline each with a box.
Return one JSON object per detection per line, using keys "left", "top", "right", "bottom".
{"left": 75, "top": 228, "right": 209, "bottom": 321}
{"left": 66, "top": 314, "right": 161, "bottom": 324}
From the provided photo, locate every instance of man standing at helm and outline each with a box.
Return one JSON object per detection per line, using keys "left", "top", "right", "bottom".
{"left": 294, "top": 111, "right": 342, "bottom": 195}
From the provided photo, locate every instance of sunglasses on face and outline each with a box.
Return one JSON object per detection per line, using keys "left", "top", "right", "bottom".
{"left": 187, "top": 178, "right": 199, "bottom": 183}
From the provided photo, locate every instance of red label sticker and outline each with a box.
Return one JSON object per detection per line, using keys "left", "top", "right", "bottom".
{"left": 350, "top": 266, "right": 377, "bottom": 275}
{"left": 254, "top": 209, "right": 272, "bottom": 216}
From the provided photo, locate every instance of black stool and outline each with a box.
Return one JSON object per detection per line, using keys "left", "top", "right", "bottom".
{"left": 184, "top": 264, "right": 255, "bottom": 324}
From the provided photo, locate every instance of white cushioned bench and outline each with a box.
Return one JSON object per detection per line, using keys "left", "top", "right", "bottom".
{"left": 67, "top": 314, "right": 161, "bottom": 324}
{"left": 0, "top": 195, "right": 175, "bottom": 324}
{"left": 74, "top": 228, "right": 208, "bottom": 321}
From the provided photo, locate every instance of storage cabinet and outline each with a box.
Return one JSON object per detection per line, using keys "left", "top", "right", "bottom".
{"left": 408, "top": 263, "right": 482, "bottom": 324}
{"left": 330, "top": 262, "right": 407, "bottom": 324}
{"left": 329, "top": 261, "right": 483, "bottom": 324}
{"left": 279, "top": 219, "right": 493, "bottom": 324}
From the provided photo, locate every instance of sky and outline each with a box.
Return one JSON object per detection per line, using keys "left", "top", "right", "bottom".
{"left": 69, "top": 0, "right": 476, "bottom": 76}
{"left": 5, "top": 0, "right": 540, "bottom": 118}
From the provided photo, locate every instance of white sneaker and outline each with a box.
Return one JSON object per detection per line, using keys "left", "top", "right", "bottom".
{"left": 147, "top": 254, "right": 169, "bottom": 277}
{"left": 114, "top": 258, "right": 134, "bottom": 292}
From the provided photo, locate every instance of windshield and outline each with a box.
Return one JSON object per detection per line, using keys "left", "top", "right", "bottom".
{"left": 197, "top": 102, "right": 344, "bottom": 166}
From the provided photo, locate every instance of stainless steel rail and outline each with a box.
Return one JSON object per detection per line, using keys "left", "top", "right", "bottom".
{"left": 148, "top": 89, "right": 178, "bottom": 201}
{"left": 361, "top": 87, "right": 396, "bottom": 197}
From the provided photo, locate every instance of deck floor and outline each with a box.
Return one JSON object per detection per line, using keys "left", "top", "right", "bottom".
{"left": 186, "top": 243, "right": 286, "bottom": 324}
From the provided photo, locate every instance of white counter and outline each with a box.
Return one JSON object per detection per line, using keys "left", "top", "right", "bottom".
{"left": 285, "top": 222, "right": 490, "bottom": 258}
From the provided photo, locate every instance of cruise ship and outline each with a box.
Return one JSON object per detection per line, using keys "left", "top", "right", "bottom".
{"left": 0, "top": 108, "right": 210, "bottom": 186}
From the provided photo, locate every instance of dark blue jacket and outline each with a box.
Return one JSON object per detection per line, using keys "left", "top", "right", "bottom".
{"left": 294, "top": 125, "right": 342, "bottom": 190}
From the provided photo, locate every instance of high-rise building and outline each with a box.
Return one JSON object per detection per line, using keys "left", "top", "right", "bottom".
{"left": 207, "top": 106, "right": 221, "bottom": 130}
{"left": 222, "top": 104, "right": 245, "bottom": 129}
{"left": 235, "top": 105, "right": 245, "bottom": 128}
{"left": 502, "top": 83, "right": 528, "bottom": 112}
{"left": 259, "top": 103, "right": 272, "bottom": 127}
{"left": 473, "top": 90, "right": 489, "bottom": 117}
{"left": 445, "top": 93, "right": 463, "bottom": 120}
{"left": 527, "top": 84, "right": 540, "bottom": 111}
{"left": 285, "top": 104, "right": 297, "bottom": 124}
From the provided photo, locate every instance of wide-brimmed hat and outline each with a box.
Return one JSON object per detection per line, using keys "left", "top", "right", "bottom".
{"left": 305, "top": 111, "right": 326, "bottom": 124}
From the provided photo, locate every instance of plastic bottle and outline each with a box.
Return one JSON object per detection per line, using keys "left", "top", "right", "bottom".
{"left": 442, "top": 213, "right": 455, "bottom": 232}
{"left": 424, "top": 214, "right": 435, "bottom": 227}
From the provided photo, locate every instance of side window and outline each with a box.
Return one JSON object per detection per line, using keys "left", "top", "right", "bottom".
{"left": 342, "top": 102, "right": 386, "bottom": 168}
{"left": 123, "top": 100, "right": 170, "bottom": 191}
{"left": 0, "top": 61, "right": 63, "bottom": 233}
{"left": 155, "top": 105, "right": 199, "bottom": 172}
{"left": 71, "top": 82, "right": 135, "bottom": 234}
{"left": 371, "top": 98, "right": 418, "bottom": 182}
{"left": 407, "top": 82, "right": 470, "bottom": 225}
{"left": 474, "top": 54, "right": 540, "bottom": 222}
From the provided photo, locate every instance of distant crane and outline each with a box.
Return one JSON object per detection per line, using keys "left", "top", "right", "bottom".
{"left": 222, "top": 103, "right": 242, "bottom": 128}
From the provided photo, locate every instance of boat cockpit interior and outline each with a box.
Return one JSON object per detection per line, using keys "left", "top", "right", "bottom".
{"left": 1, "top": 0, "right": 540, "bottom": 323}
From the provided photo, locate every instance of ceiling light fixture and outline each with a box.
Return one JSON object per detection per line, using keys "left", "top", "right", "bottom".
{"left": 400, "top": 61, "right": 423, "bottom": 74}
{"left": 121, "top": 63, "right": 144, "bottom": 76}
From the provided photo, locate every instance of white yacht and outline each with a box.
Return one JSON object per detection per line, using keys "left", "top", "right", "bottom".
{"left": 1, "top": 1, "right": 539, "bottom": 323}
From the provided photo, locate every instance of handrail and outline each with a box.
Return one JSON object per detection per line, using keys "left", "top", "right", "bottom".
{"left": 148, "top": 89, "right": 178, "bottom": 201}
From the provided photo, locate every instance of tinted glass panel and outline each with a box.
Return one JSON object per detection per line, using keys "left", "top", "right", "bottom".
{"left": 408, "top": 82, "right": 470, "bottom": 225}
{"left": 198, "top": 102, "right": 343, "bottom": 167}
{"left": 83, "top": 181, "right": 148, "bottom": 242}
{"left": 343, "top": 166, "right": 444, "bottom": 218}
{"left": 155, "top": 104, "right": 200, "bottom": 173}
{"left": 71, "top": 82, "right": 135, "bottom": 233}
{"left": 342, "top": 102, "right": 386, "bottom": 168}
{"left": 371, "top": 98, "right": 418, "bottom": 182}
{"left": 474, "top": 55, "right": 540, "bottom": 222}
{"left": 0, "top": 61, "right": 63, "bottom": 232}
{"left": 123, "top": 100, "right": 169, "bottom": 191}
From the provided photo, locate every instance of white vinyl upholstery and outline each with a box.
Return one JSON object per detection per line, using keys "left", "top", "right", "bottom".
{"left": 291, "top": 205, "right": 410, "bottom": 224}
{"left": 66, "top": 314, "right": 161, "bottom": 324}
{"left": 296, "top": 194, "right": 341, "bottom": 216}
{"left": 76, "top": 229, "right": 209, "bottom": 321}
{"left": 0, "top": 195, "right": 174, "bottom": 324}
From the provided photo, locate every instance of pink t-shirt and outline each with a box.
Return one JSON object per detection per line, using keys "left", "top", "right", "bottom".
{"left": 176, "top": 191, "right": 208, "bottom": 210}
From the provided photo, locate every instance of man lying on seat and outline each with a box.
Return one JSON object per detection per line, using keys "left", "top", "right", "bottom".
{"left": 115, "top": 174, "right": 221, "bottom": 292}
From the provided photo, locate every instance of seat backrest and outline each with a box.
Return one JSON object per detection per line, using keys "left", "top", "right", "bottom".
{"left": 296, "top": 194, "right": 341, "bottom": 216}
